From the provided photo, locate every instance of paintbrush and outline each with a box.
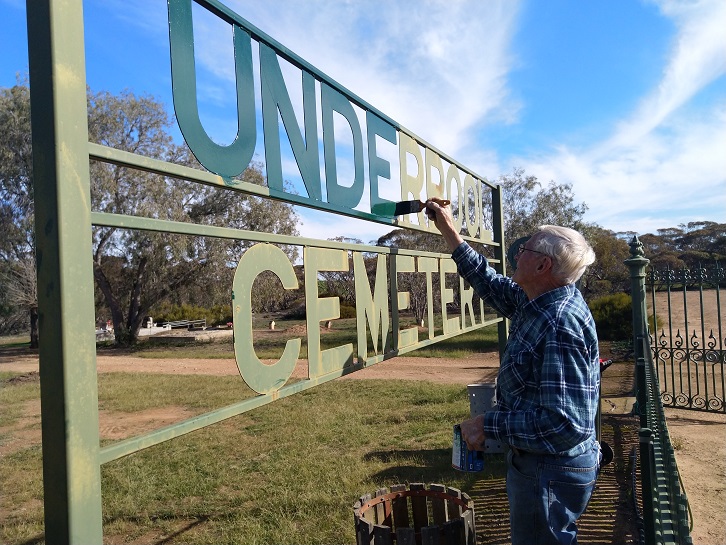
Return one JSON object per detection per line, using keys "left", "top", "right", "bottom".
{"left": 371, "top": 198, "right": 450, "bottom": 217}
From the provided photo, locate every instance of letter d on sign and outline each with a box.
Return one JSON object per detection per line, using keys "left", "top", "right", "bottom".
{"left": 232, "top": 244, "right": 301, "bottom": 394}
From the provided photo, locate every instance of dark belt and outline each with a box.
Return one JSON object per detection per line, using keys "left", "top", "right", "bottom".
{"left": 510, "top": 446, "right": 570, "bottom": 458}
{"left": 510, "top": 445, "right": 539, "bottom": 457}
{"left": 510, "top": 445, "right": 526, "bottom": 456}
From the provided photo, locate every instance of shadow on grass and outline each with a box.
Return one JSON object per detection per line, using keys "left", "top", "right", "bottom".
{"left": 365, "top": 446, "right": 463, "bottom": 483}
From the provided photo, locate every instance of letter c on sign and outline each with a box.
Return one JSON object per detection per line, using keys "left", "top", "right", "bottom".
{"left": 232, "top": 243, "right": 301, "bottom": 394}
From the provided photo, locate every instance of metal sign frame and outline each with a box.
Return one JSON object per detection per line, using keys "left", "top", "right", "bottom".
{"left": 26, "top": 0, "right": 507, "bottom": 542}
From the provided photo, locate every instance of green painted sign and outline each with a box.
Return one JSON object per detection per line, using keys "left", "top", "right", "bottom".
{"left": 27, "top": 0, "right": 507, "bottom": 542}
{"left": 168, "top": 0, "right": 496, "bottom": 243}
{"left": 164, "top": 0, "right": 507, "bottom": 401}
{"left": 232, "top": 244, "right": 499, "bottom": 395}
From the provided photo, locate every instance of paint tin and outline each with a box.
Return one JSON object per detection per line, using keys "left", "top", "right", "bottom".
{"left": 467, "top": 382, "right": 505, "bottom": 453}
{"left": 452, "top": 424, "right": 484, "bottom": 472}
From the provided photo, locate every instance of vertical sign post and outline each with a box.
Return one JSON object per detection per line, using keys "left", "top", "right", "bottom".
{"left": 27, "top": 0, "right": 103, "bottom": 542}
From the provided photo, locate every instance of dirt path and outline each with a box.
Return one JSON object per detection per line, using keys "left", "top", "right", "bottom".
{"left": 663, "top": 408, "right": 726, "bottom": 545}
{"left": 0, "top": 348, "right": 503, "bottom": 383}
{"left": 1, "top": 350, "right": 724, "bottom": 543}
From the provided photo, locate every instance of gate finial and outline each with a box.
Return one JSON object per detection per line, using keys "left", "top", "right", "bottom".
{"left": 629, "top": 235, "right": 645, "bottom": 258}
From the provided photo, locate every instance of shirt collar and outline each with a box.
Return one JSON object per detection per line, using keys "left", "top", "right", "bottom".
{"left": 523, "top": 284, "right": 577, "bottom": 312}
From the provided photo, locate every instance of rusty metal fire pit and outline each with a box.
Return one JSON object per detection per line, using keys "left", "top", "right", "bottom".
{"left": 353, "top": 482, "right": 476, "bottom": 544}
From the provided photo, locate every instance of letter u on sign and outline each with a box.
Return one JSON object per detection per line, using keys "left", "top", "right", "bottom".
{"left": 168, "top": 0, "right": 256, "bottom": 179}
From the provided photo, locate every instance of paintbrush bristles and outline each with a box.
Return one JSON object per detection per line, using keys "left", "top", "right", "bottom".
{"left": 371, "top": 198, "right": 451, "bottom": 217}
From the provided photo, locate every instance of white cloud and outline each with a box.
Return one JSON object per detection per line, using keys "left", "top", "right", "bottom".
{"left": 518, "top": 0, "right": 726, "bottom": 234}
{"left": 607, "top": 0, "right": 726, "bottom": 148}
{"left": 522, "top": 102, "right": 726, "bottom": 234}
{"left": 103, "top": 0, "right": 168, "bottom": 37}
{"left": 210, "top": 0, "right": 522, "bottom": 159}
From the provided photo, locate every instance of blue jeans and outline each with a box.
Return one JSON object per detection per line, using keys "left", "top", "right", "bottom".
{"left": 506, "top": 441, "right": 600, "bottom": 545}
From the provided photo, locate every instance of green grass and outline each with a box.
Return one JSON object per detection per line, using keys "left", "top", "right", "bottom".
{"left": 0, "top": 334, "right": 30, "bottom": 348}
{"left": 97, "top": 373, "right": 257, "bottom": 413}
{"left": 0, "top": 373, "right": 39, "bottom": 427}
{"left": 124, "top": 316, "right": 501, "bottom": 361}
{"left": 0, "top": 373, "right": 506, "bottom": 544}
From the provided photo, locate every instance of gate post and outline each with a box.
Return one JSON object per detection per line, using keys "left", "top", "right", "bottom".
{"left": 624, "top": 236, "right": 651, "bottom": 363}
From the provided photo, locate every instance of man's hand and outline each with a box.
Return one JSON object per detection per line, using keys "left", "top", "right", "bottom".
{"left": 460, "top": 414, "right": 487, "bottom": 451}
{"left": 424, "top": 199, "right": 463, "bottom": 252}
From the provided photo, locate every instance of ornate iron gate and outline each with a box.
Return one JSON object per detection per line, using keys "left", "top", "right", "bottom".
{"left": 648, "top": 263, "right": 725, "bottom": 413}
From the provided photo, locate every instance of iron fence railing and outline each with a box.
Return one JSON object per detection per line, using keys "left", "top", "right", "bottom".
{"left": 626, "top": 237, "right": 693, "bottom": 545}
{"left": 636, "top": 337, "right": 693, "bottom": 545}
{"left": 648, "top": 263, "right": 725, "bottom": 413}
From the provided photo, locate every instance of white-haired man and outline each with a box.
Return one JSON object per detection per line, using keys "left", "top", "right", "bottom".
{"left": 425, "top": 200, "right": 601, "bottom": 545}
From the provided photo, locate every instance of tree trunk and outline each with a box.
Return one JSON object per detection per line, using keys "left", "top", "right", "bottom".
{"left": 125, "top": 256, "right": 147, "bottom": 342}
{"left": 93, "top": 262, "right": 126, "bottom": 345}
{"left": 29, "top": 306, "right": 39, "bottom": 348}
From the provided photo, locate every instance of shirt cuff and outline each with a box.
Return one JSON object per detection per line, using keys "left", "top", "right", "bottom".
{"left": 482, "top": 410, "right": 504, "bottom": 443}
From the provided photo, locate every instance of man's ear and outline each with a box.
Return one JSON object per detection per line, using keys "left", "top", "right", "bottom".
{"left": 537, "top": 256, "right": 553, "bottom": 273}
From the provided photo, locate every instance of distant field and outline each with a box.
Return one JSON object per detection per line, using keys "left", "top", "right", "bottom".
{"left": 648, "top": 289, "right": 722, "bottom": 338}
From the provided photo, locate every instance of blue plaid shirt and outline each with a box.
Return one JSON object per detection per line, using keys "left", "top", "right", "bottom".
{"left": 452, "top": 243, "right": 600, "bottom": 456}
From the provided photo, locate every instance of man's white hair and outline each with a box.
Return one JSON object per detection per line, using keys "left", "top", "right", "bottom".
{"left": 530, "top": 225, "right": 595, "bottom": 285}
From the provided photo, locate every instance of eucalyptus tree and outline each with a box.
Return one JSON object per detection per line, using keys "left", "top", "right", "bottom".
{"left": 493, "top": 167, "right": 590, "bottom": 248}
{"left": 0, "top": 82, "right": 300, "bottom": 345}
{"left": 0, "top": 82, "right": 33, "bottom": 262}
{"left": 0, "top": 81, "right": 38, "bottom": 343}
{"left": 672, "top": 221, "right": 726, "bottom": 264}
{"left": 87, "top": 89, "right": 299, "bottom": 344}
{"left": 318, "top": 236, "right": 364, "bottom": 305}
{"left": 376, "top": 230, "right": 451, "bottom": 324}
{"left": 579, "top": 226, "right": 630, "bottom": 299}
{"left": 0, "top": 257, "right": 38, "bottom": 344}
{"left": 632, "top": 221, "right": 725, "bottom": 270}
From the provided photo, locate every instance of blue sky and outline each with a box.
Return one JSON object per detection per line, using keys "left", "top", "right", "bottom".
{"left": 2, "top": 0, "right": 725, "bottom": 244}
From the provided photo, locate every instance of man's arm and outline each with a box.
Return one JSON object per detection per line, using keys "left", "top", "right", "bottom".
{"left": 427, "top": 198, "right": 522, "bottom": 318}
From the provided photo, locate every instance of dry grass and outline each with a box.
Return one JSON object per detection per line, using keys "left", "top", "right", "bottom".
{"left": 648, "top": 289, "right": 722, "bottom": 339}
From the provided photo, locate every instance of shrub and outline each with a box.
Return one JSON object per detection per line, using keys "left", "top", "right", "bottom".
{"left": 151, "top": 303, "right": 232, "bottom": 327}
{"left": 588, "top": 293, "right": 632, "bottom": 341}
{"left": 339, "top": 304, "right": 356, "bottom": 319}
{"left": 282, "top": 303, "right": 306, "bottom": 320}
